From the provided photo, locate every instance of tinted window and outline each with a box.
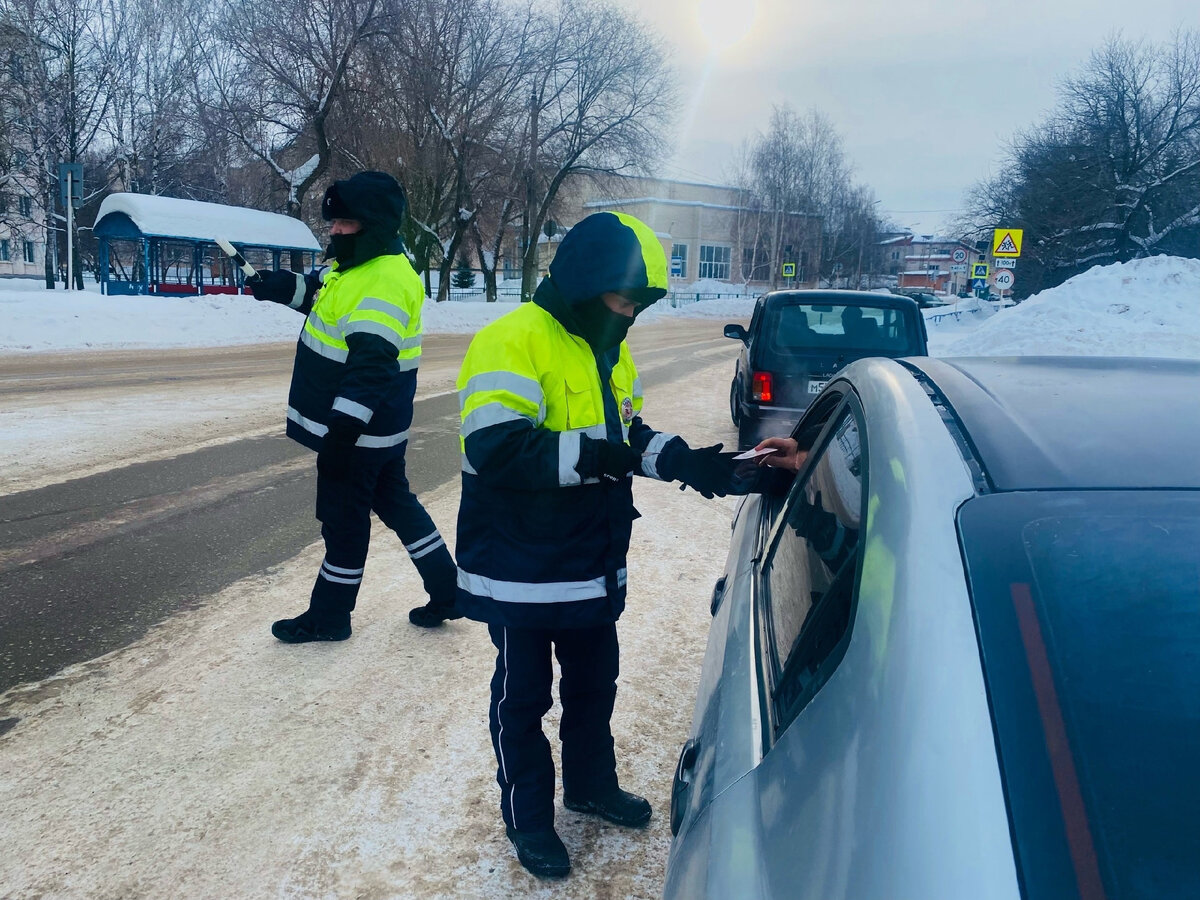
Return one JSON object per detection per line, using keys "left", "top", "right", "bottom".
{"left": 764, "top": 406, "right": 864, "bottom": 728}
{"left": 760, "top": 303, "right": 920, "bottom": 360}
{"left": 959, "top": 492, "right": 1200, "bottom": 900}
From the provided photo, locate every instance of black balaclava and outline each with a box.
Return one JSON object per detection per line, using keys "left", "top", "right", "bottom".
{"left": 572, "top": 296, "right": 636, "bottom": 351}
{"left": 321, "top": 171, "right": 408, "bottom": 270}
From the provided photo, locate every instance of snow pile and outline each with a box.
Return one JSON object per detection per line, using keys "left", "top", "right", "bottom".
{"left": 674, "top": 278, "right": 753, "bottom": 296}
{"left": 0, "top": 287, "right": 305, "bottom": 352}
{"left": 941, "top": 256, "right": 1200, "bottom": 358}
{"left": 642, "top": 295, "right": 756, "bottom": 322}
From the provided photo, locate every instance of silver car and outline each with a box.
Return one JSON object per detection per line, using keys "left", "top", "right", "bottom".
{"left": 665, "top": 356, "right": 1200, "bottom": 900}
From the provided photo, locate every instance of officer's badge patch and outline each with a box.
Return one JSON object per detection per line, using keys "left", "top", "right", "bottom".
{"left": 621, "top": 397, "right": 634, "bottom": 424}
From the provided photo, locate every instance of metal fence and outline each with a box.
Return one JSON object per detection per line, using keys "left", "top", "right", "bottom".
{"left": 444, "top": 288, "right": 750, "bottom": 305}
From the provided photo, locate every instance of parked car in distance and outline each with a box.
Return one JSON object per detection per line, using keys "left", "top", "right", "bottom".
{"left": 899, "top": 290, "right": 948, "bottom": 309}
{"left": 724, "top": 290, "right": 926, "bottom": 449}
{"left": 665, "top": 356, "right": 1200, "bottom": 900}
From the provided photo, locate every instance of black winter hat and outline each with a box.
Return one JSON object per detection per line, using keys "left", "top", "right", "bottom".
{"left": 322, "top": 171, "right": 408, "bottom": 235}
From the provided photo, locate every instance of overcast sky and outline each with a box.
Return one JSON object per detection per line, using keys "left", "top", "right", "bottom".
{"left": 617, "top": 0, "right": 1195, "bottom": 234}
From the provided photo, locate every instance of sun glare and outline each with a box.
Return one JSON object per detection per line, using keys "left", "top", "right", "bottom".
{"left": 694, "top": 0, "right": 758, "bottom": 55}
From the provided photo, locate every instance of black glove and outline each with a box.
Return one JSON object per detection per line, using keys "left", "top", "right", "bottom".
{"left": 576, "top": 435, "right": 643, "bottom": 482}
{"left": 246, "top": 269, "right": 302, "bottom": 305}
{"left": 661, "top": 441, "right": 740, "bottom": 499}
{"left": 316, "top": 419, "right": 361, "bottom": 482}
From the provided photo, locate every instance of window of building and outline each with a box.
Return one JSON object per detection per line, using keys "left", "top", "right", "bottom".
{"left": 763, "top": 404, "right": 865, "bottom": 730}
{"left": 698, "top": 244, "right": 731, "bottom": 281}
{"left": 891, "top": 251, "right": 900, "bottom": 261}
{"left": 670, "top": 243, "right": 687, "bottom": 279}
{"left": 741, "top": 245, "right": 770, "bottom": 280}
{"left": 23, "top": 241, "right": 35, "bottom": 263}
{"left": 18, "top": 195, "right": 32, "bottom": 217}
{"left": 0, "top": 240, "right": 9, "bottom": 261}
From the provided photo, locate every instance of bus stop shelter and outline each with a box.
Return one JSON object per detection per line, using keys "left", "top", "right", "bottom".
{"left": 94, "top": 193, "right": 322, "bottom": 296}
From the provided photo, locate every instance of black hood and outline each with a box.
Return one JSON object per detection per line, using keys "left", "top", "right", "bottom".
{"left": 322, "top": 171, "right": 407, "bottom": 233}
{"left": 322, "top": 171, "right": 408, "bottom": 270}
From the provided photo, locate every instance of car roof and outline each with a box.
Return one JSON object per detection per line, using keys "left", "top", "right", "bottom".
{"left": 906, "top": 356, "right": 1200, "bottom": 491}
{"left": 758, "top": 289, "right": 919, "bottom": 311}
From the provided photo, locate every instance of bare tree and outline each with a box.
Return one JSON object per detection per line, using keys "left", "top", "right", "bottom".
{"left": 739, "top": 105, "right": 874, "bottom": 288}
{"left": 100, "top": 0, "right": 203, "bottom": 198}
{"left": 964, "top": 31, "right": 1200, "bottom": 294}
{"left": 389, "top": 0, "right": 532, "bottom": 301}
{"left": 196, "top": 0, "right": 386, "bottom": 228}
{"left": 516, "top": 0, "right": 675, "bottom": 300}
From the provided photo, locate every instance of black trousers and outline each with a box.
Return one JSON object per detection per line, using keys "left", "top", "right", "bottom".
{"left": 487, "top": 622, "right": 620, "bottom": 832}
{"left": 307, "top": 453, "right": 457, "bottom": 624}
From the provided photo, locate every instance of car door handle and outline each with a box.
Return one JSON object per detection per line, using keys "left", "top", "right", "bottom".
{"left": 670, "top": 738, "right": 701, "bottom": 836}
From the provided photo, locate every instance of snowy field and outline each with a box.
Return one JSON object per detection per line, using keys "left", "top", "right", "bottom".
{"left": 1, "top": 256, "right": 1199, "bottom": 897}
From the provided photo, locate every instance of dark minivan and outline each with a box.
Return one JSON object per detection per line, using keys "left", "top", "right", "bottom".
{"left": 725, "top": 290, "right": 927, "bottom": 448}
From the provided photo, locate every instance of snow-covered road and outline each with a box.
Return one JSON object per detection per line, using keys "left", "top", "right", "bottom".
{"left": 0, "top": 349, "right": 742, "bottom": 899}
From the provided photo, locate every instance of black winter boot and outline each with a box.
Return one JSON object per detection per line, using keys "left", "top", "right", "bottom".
{"left": 505, "top": 826, "right": 570, "bottom": 879}
{"left": 408, "top": 599, "right": 463, "bottom": 628}
{"left": 271, "top": 612, "right": 351, "bottom": 644}
{"left": 564, "top": 787, "right": 652, "bottom": 828}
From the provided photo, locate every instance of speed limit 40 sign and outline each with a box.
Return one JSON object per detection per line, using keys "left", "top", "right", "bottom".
{"left": 994, "top": 270, "right": 1015, "bottom": 291}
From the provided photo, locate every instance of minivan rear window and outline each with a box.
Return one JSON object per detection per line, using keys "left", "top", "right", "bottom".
{"left": 762, "top": 303, "right": 921, "bottom": 361}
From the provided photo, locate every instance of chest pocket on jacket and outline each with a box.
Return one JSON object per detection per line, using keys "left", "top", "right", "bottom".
{"left": 563, "top": 366, "right": 597, "bottom": 430}
{"left": 609, "top": 368, "right": 635, "bottom": 432}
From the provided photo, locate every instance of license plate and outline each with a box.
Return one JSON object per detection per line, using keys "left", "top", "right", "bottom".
{"left": 808, "top": 380, "right": 827, "bottom": 394}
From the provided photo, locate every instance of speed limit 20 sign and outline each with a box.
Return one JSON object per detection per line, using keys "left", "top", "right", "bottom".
{"left": 951, "top": 248, "right": 967, "bottom": 264}
{"left": 994, "top": 270, "right": 1015, "bottom": 291}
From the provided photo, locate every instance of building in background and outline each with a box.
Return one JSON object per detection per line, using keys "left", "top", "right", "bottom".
{"left": 0, "top": 24, "right": 46, "bottom": 279}
{"left": 537, "top": 175, "right": 823, "bottom": 291}
{"left": 888, "top": 233, "right": 975, "bottom": 295}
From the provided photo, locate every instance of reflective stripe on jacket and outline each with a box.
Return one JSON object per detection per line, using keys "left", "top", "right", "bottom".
{"left": 455, "top": 302, "right": 669, "bottom": 629}
{"left": 285, "top": 253, "right": 424, "bottom": 456}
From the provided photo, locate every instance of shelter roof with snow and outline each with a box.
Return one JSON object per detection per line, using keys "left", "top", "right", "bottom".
{"left": 95, "top": 193, "right": 321, "bottom": 251}
{"left": 93, "top": 193, "right": 322, "bottom": 296}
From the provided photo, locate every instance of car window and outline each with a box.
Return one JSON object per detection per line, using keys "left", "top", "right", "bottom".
{"left": 959, "top": 491, "right": 1200, "bottom": 900}
{"left": 761, "top": 303, "right": 920, "bottom": 358}
{"left": 762, "top": 404, "right": 865, "bottom": 731}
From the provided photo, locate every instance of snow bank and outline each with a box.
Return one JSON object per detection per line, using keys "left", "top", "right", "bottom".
{"left": 0, "top": 288, "right": 305, "bottom": 352}
{"left": 940, "top": 256, "right": 1200, "bottom": 359}
{"left": 0, "top": 282, "right": 753, "bottom": 353}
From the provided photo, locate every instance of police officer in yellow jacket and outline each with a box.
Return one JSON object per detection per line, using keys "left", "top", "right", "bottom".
{"left": 455, "top": 211, "right": 741, "bottom": 878}
{"left": 248, "top": 171, "right": 459, "bottom": 642}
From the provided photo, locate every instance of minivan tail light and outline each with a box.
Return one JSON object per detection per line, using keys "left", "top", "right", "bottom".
{"left": 752, "top": 371, "right": 773, "bottom": 403}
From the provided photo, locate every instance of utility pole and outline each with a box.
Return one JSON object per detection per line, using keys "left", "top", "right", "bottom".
{"left": 58, "top": 162, "right": 84, "bottom": 290}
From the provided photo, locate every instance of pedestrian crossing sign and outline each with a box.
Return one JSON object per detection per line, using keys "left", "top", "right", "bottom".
{"left": 972, "top": 263, "right": 989, "bottom": 279}
{"left": 782, "top": 262, "right": 796, "bottom": 277}
{"left": 992, "top": 229, "right": 1023, "bottom": 257}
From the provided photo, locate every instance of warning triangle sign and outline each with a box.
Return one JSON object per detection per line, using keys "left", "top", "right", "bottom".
{"left": 995, "top": 233, "right": 1018, "bottom": 254}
